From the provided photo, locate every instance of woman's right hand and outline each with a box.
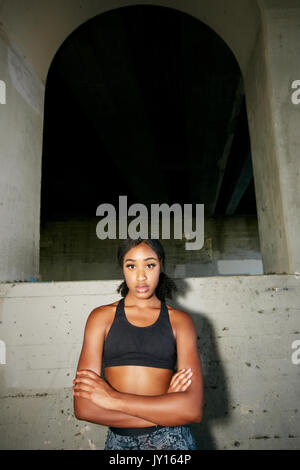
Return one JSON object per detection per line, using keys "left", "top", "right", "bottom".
{"left": 167, "top": 368, "right": 193, "bottom": 393}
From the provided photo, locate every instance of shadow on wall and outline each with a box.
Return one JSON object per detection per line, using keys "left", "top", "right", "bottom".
{"left": 170, "top": 279, "right": 230, "bottom": 450}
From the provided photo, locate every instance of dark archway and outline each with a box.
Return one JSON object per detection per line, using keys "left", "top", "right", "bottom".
{"left": 40, "top": 5, "right": 260, "bottom": 282}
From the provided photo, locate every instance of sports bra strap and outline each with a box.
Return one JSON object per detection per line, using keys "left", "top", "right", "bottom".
{"left": 115, "top": 297, "right": 124, "bottom": 318}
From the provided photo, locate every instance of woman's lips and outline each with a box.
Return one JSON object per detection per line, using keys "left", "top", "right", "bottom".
{"left": 135, "top": 285, "right": 149, "bottom": 292}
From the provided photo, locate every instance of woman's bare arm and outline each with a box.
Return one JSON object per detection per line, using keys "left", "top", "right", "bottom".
{"left": 74, "top": 310, "right": 204, "bottom": 427}
{"left": 74, "top": 306, "right": 157, "bottom": 427}
{"left": 74, "top": 368, "right": 193, "bottom": 427}
{"left": 75, "top": 398, "right": 158, "bottom": 427}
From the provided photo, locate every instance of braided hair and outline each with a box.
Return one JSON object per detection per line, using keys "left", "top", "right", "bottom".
{"left": 116, "top": 237, "right": 177, "bottom": 301}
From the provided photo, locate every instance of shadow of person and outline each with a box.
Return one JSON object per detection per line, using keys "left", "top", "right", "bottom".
{"left": 169, "top": 279, "right": 231, "bottom": 450}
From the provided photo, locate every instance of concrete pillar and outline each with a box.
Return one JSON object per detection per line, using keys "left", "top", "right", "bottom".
{"left": 245, "top": 0, "right": 300, "bottom": 274}
{"left": 0, "top": 30, "right": 44, "bottom": 281}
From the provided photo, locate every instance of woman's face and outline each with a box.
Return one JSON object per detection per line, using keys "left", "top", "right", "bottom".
{"left": 122, "top": 242, "right": 162, "bottom": 297}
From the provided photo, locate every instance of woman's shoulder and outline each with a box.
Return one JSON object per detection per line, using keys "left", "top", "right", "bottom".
{"left": 166, "top": 303, "right": 195, "bottom": 331}
{"left": 92, "top": 298, "right": 120, "bottom": 311}
{"left": 87, "top": 299, "right": 120, "bottom": 325}
{"left": 166, "top": 303, "right": 191, "bottom": 318}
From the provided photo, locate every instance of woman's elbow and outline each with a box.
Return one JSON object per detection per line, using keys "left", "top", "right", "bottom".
{"left": 73, "top": 399, "right": 86, "bottom": 421}
{"left": 189, "top": 401, "right": 203, "bottom": 423}
{"left": 74, "top": 409, "right": 85, "bottom": 421}
{"left": 192, "top": 410, "right": 203, "bottom": 423}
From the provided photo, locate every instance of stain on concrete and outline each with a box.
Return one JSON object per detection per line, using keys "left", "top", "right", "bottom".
{"left": 88, "top": 438, "right": 96, "bottom": 450}
{"left": 0, "top": 392, "right": 49, "bottom": 398}
{"left": 8, "top": 43, "right": 44, "bottom": 115}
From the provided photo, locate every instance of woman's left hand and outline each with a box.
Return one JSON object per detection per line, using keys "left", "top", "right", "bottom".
{"left": 72, "top": 369, "right": 116, "bottom": 410}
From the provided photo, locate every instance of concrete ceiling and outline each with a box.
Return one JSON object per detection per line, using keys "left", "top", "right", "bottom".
{"left": 41, "top": 4, "right": 257, "bottom": 223}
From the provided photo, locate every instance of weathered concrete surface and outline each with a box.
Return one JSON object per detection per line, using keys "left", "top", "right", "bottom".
{"left": 0, "top": 275, "right": 299, "bottom": 449}
{"left": 245, "top": 0, "right": 300, "bottom": 274}
{"left": 0, "top": 33, "right": 44, "bottom": 282}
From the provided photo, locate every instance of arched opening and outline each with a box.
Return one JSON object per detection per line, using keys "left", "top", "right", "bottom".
{"left": 40, "top": 4, "right": 261, "bottom": 281}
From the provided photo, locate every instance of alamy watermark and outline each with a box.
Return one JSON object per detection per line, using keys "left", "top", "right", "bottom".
{"left": 96, "top": 195, "right": 204, "bottom": 250}
{"left": 291, "top": 339, "right": 300, "bottom": 365}
{"left": 291, "top": 80, "right": 300, "bottom": 104}
{"left": 0, "top": 340, "right": 6, "bottom": 364}
{"left": 0, "top": 80, "right": 6, "bottom": 104}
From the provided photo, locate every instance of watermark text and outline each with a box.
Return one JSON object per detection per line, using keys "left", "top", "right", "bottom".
{"left": 291, "top": 339, "right": 300, "bottom": 365}
{"left": 0, "top": 80, "right": 6, "bottom": 104}
{"left": 291, "top": 80, "right": 300, "bottom": 104}
{"left": 96, "top": 196, "right": 204, "bottom": 251}
{"left": 0, "top": 340, "right": 6, "bottom": 364}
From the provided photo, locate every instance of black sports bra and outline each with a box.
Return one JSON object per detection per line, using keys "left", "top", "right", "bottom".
{"left": 102, "top": 297, "right": 177, "bottom": 371}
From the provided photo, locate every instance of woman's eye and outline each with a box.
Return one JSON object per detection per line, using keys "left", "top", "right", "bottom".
{"left": 125, "top": 264, "right": 156, "bottom": 269}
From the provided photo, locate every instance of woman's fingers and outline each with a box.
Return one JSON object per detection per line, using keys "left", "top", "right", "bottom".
{"left": 172, "top": 369, "right": 193, "bottom": 386}
{"left": 73, "top": 382, "right": 92, "bottom": 393}
{"left": 169, "top": 368, "right": 188, "bottom": 384}
{"left": 73, "top": 378, "right": 94, "bottom": 390}
{"left": 72, "top": 375, "right": 97, "bottom": 395}
{"left": 181, "top": 379, "right": 192, "bottom": 392}
{"left": 77, "top": 369, "right": 100, "bottom": 379}
{"left": 73, "top": 390, "right": 90, "bottom": 400}
{"left": 73, "top": 377, "right": 94, "bottom": 387}
{"left": 171, "top": 369, "right": 189, "bottom": 385}
{"left": 174, "top": 377, "right": 192, "bottom": 392}
{"left": 169, "top": 368, "right": 193, "bottom": 392}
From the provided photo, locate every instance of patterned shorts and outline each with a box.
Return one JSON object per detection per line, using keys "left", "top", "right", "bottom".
{"left": 104, "top": 424, "right": 198, "bottom": 450}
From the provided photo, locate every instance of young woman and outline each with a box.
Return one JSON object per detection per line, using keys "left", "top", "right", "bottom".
{"left": 73, "top": 237, "right": 204, "bottom": 450}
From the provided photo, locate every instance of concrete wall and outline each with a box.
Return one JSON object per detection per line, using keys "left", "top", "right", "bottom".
{"left": 245, "top": 0, "right": 300, "bottom": 274}
{"left": 245, "top": 26, "right": 289, "bottom": 275}
{"left": 40, "top": 216, "right": 262, "bottom": 281}
{"left": 0, "top": 275, "right": 299, "bottom": 450}
{"left": 0, "top": 32, "right": 44, "bottom": 282}
{"left": 260, "top": 0, "right": 300, "bottom": 274}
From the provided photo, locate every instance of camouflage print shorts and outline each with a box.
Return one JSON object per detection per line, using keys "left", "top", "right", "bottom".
{"left": 104, "top": 425, "right": 198, "bottom": 450}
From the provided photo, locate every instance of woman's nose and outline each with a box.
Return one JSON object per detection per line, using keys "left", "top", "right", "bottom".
{"left": 136, "top": 269, "right": 147, "bottom": 280}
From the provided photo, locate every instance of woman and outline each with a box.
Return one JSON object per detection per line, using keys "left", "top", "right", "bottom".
{"left": 73, "top": 237, "right": 204, "bottom": 450}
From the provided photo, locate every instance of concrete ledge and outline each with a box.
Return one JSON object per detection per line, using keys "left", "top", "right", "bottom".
{"left": 0, "top": 275, "right": 299, "bottom": 449}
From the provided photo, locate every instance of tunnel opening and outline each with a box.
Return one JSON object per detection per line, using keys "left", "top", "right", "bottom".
{"left": 40, "top": 4, "right": 261, "bottom": 281}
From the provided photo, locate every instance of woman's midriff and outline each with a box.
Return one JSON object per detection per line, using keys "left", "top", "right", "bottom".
{"left": 104, "top": 365, "right": 174, "bottom": 396}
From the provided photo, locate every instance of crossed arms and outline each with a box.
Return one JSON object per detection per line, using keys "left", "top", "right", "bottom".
{"left": 73, "top": 306, "right": 204, "bottom": 427}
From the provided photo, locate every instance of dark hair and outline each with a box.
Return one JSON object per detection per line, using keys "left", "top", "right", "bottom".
{"left": 116, "top": 237, "right": 177, "bottom": 301}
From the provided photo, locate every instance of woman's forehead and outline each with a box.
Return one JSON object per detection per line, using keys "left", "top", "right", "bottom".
{"left": 124, "top": 243, "right": 159, "bottom": 260}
